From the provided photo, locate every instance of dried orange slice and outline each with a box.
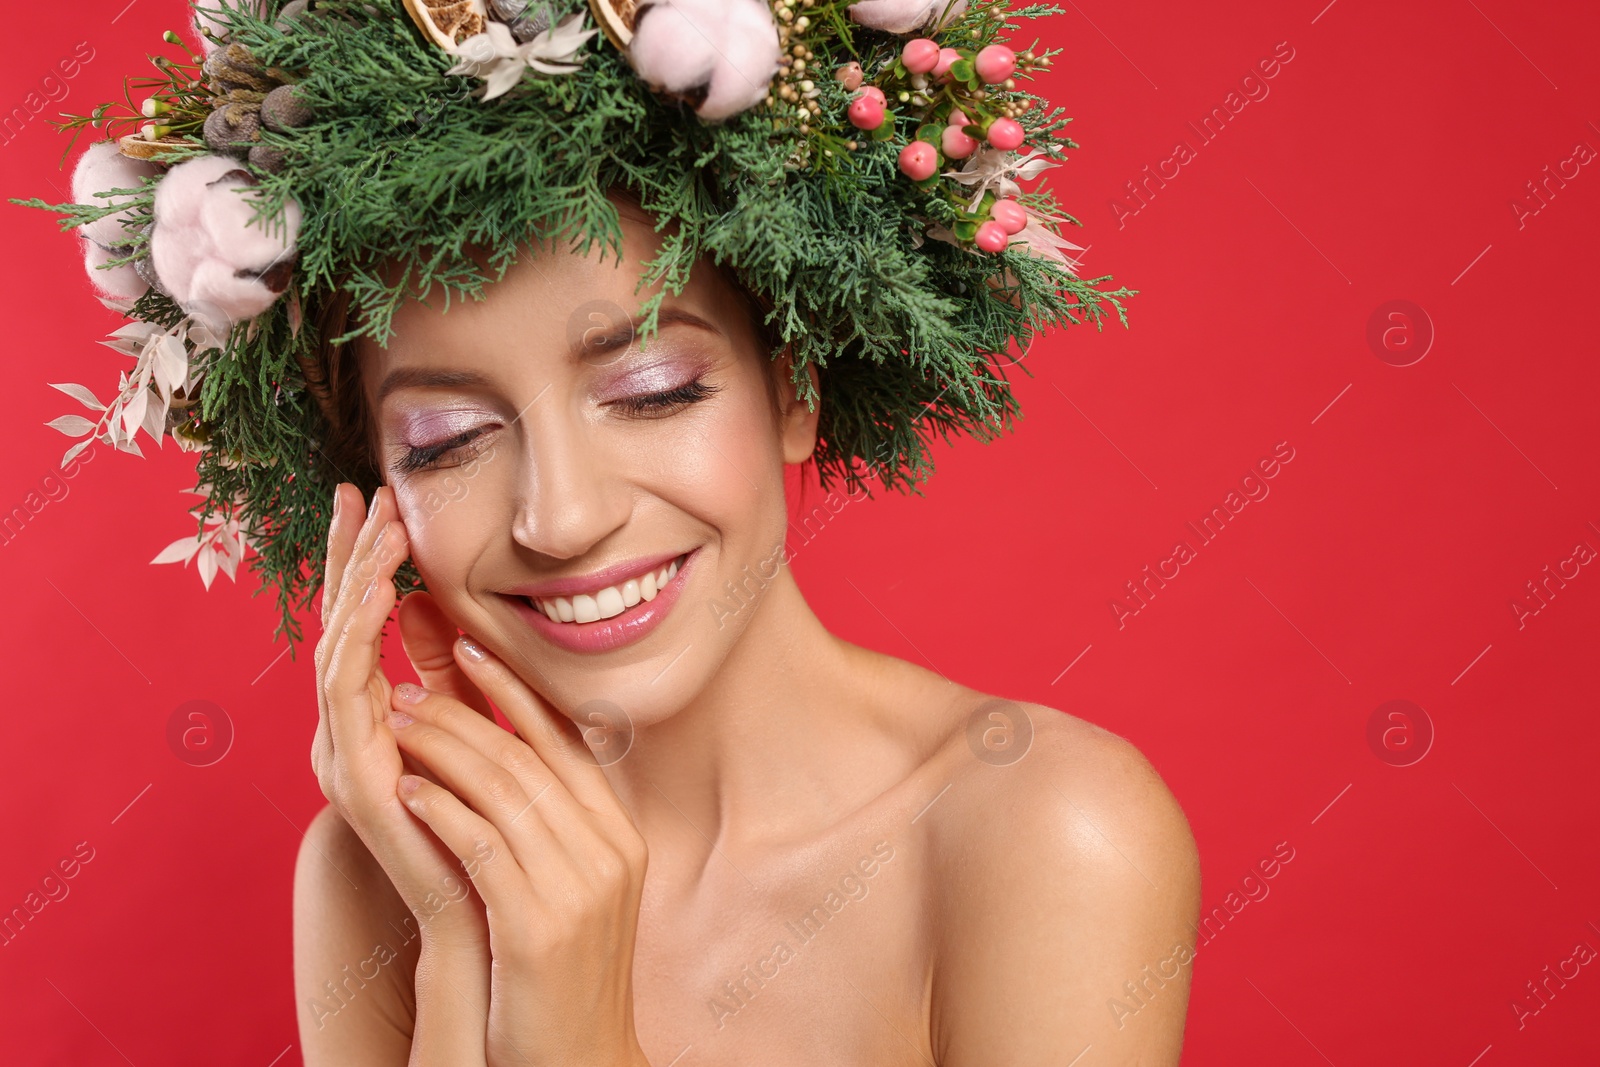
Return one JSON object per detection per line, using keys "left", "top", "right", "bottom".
{"left": 402, "top": 0, "right": 490, "bottom": 50}
{"left": 587, "top": 0, "right": 637, "bottom": 49}
{"left": 118, "top": 133, "right": 192, "bottom": 161}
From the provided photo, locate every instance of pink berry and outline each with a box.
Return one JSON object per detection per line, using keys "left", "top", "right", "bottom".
{"left": 975, "top": 44, "right": 1016, "bottom": 84}
{"left": 834, "top": 62, "right": 863, "bottom": 90}
{"left": 848, "top": 96, "right": 885, "bottom": 130}
{"left": 974, "top": 221, "right": 1010, "bottom": 253}
{"left": 902, "top": 38, "right": 940, "bottom": 74}
{"left": 858, "top": 85, "right": 886, "bottom": 106}
{"left": 932, "top": 47, "right": 961, "bottom": 79}
{"left": 990, "top": 199, "right": 1028, "bottom": 235}
{"left": 948, "top": 108, "right": 969, "bottom": 128}
{"left": 898, "top": 140, "right": 939, "bottom": 181}
{"left": 986, "top": 117, "right": 1024, "bottom": 150}
{"left": 941, "top": 124, "right": 977, "bottom": 159}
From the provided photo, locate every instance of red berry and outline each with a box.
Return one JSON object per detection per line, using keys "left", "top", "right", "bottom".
{"left": 975, "top": 44, "right": 1016, "bottom": 84}
{"left": 975, "top": 221, "right": 1010, "bottom": 253}
{"left": 941, "top": 124, "right": 977, "bottom": 159}
{"left": 933, "top": 47, "right": 961, "bottom": 79}
{"left": 986, "top": 117, "right": 1024, "bottom": 150}
{"left": 848, "top": 95, "right": 885, "bottom": 130}
{"left": 898, "top": 140, "right": 939, "bottom": 181}
{"left": 902, "top": 38, "right": 940, "bottom": 74}
{"left": 990, "top": 199, "right": 1028, "bottom": 234}
{"left": 858, "top": 85, "right": 887, "bottom": 106}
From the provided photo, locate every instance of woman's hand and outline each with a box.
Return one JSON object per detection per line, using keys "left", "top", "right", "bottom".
{"left": 385, "top": 637, "right": 652, "bottom": 1067}
{"left": 312, "top": 482, "right": 495, "bottom": 1063}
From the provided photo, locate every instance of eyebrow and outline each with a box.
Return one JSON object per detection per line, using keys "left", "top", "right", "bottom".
{"left": 577, "top": 306, "right": 723, "bottom": 361}
{"left": 375, "top": 306, "right": 723, "bottom": 404}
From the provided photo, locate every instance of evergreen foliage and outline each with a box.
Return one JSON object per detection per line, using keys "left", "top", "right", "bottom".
{"left": 14, "top": 0, "right": 1133, "bottom": 649}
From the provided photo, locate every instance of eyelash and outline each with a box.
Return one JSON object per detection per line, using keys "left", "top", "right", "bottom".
{"left": 392, "top": 377, "right": 721, "bottom": 475}
{"left": 394, "top": 428, "right": 487, "bottom": 476}
{"left": 613, "top": 377, "right": 720, "bottom": 417}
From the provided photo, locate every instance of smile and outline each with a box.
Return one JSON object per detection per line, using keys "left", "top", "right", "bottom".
{"left": 530, "top": 554, "right": 687, "bottom": 623}
{"left": 501, "top": 548, "right": 698, "bottom": 655}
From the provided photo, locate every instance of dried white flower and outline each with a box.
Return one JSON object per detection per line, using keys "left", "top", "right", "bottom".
{"left": 45, "top": 316, "right": 222, "bottom": 467}
{"left": 447, "top": 12, "right": 600, "bottom": 100}
{"left": 151, "top": 486, "right": 254, "bottom": 589}
{"left": 941, "top": 145, "right": 1060, "bottom": 211}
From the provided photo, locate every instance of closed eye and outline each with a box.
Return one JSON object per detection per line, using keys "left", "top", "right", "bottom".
{"left": 394, "top": 427, "right": 493, "bottom": 475}
{"left": 611, "top": 378, "right": 720, "bottom": 417}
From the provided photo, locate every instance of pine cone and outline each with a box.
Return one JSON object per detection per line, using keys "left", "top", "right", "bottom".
{"left": 204, "top": 104, "right": 263, "bottom": 155}
{"left": 261, "top": 85, "right": 313, "bottom": 132}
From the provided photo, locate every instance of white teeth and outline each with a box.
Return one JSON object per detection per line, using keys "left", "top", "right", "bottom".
{"left": 572, "top": 593, "right": 601, "bottom": 624}
{"left": 531, "top": 554, "right": 685, "bottom": 624}
{"left": 595, "top": 585, "right": 626, "bottom": 619}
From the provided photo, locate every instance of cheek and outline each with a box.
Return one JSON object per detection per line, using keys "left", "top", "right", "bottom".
{"left": 656, "top": 372, "right": 784, "bottom": 519}
{"left": 392, "top": 448, "right": 508, "bottom": 580}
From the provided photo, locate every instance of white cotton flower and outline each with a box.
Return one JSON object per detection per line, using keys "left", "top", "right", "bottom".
{"left": 71, "top": 142, "right": 161, "bottom": 299}
{"left": 193, "top": 0, "right": 269, "bottom": 56}
{"left": 846, "top": 0, "right": 967, "bottom": 34}
{"left": 149, "top": 154, "right": 302, "bottom": 333}
{"left": 628, "top": 0, "right": 781, "bottom": 122}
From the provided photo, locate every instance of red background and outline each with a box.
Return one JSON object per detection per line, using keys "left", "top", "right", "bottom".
{"left": 2, "top": 1, "right": 1597, "bottom": 1064}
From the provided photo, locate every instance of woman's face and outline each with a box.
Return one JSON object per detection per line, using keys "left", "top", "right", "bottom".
{"left": 356, "top": 204, "right": 818, "bottom": 727}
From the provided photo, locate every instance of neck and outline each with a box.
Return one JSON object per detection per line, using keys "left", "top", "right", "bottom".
{"left": 600, "top": 563, "right": 892, "bottom": 855}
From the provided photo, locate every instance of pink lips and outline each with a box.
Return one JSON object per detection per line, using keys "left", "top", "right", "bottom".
{"left": 503, "top": 549, "right": 685, "bottom": 600}
{"left": 502, "top": 548, "right": 699, "bottom": 654}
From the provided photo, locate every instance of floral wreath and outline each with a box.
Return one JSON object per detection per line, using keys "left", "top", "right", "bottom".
{"left": 14, "top": 0, "right": 1133, "bottom": 647}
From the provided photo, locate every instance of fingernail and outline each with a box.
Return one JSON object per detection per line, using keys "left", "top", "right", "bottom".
{"left": 398, "top": 774, "right": 422, "bottom": 795}
{"left": 387, "top": 709, "right": 414, "bottom": 728}
{"left": 457, "top": 636, "right": 486, "bottom": 661}
{"left": 332, "top": 489, "right": 343, "bottom": 522}
{"left": 395, "top": 683, "right": 427, "bottom": 705}
{"left": 360, "top": 576, "right": 380, "bottom": 604}
{"left": 368, "top": 489, "right": 381, "bottom": 518}
{"left": 372, "top": 524, "right": 389, "bottom": 555}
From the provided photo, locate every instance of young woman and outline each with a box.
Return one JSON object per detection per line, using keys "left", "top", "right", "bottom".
{"left": 293, "top": 191, "right": 1200, "bottom": 1065}
{"left": 24, "top": 1, "right": 1199, "bottom": 1061}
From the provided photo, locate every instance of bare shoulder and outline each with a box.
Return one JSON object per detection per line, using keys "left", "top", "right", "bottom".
{"left": 920, "top": 699, "right": 1201, "bottom": 1067}
{"left": 293, "top": 803, "right": 419, "bottom": 1066}
{"left": 920, "top": 696, "right": 1197, "bottom": 868}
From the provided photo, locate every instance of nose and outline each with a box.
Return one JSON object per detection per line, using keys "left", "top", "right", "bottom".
{"left": 508, "top": 404, "right": 632, "bottom": 561}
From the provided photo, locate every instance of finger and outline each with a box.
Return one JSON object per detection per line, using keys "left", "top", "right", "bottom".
{"left": 336, "top": 486, "right": 406, "bottom": 620}
{"left": 319, "top": 482, "right": 363, "bottom": 622}
{"left": 315, "top": 483, "right": 370, "bottom": 767}
{"left": 454, "top": 635, "right": 627, "bottom": 817}
{"left": 398, "top": 591, "right": 493, "bottom": 719}
{"left": 390, "top": 685, "right": 579, "bottom": 834}
{"left": 319, "top": 485, "right": 402, "bottom": 669}
{"left": 323, "top": 518, "right": 411, "bottom": 754}
{"left": 389, "top": 715, "right": 568, "bottom": 874}
{"left": 395, "top": 775, "right": 546, "bottom": 916}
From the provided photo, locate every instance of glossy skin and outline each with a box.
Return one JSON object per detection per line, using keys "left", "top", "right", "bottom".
{"left": 295, "top": 197, "right": 1202, "bottom": 1066}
